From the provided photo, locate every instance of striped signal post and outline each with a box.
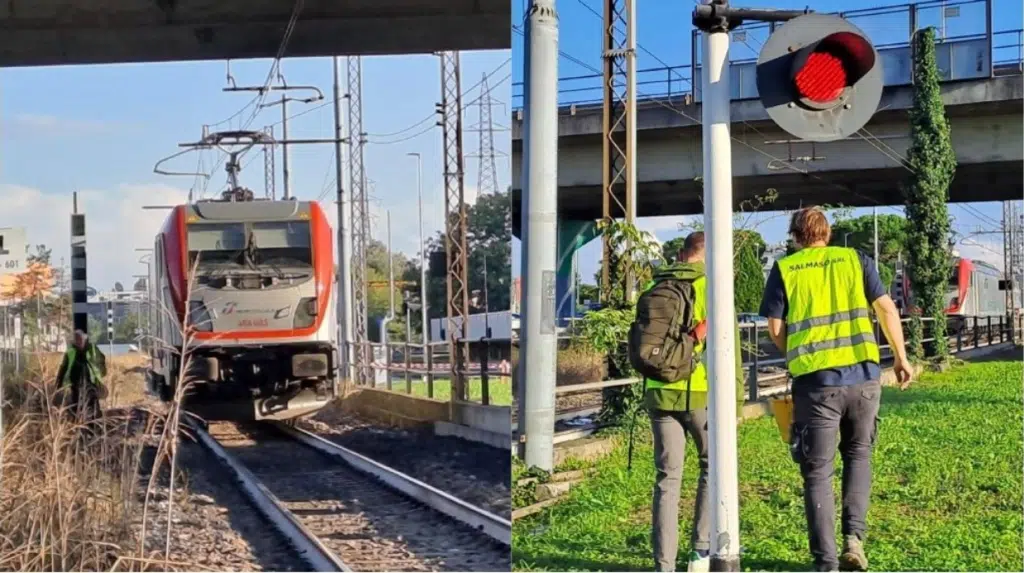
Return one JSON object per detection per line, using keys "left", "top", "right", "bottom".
{"left": 70, "top": 192, "right": 89, "bottom": 336}
{"left": 107, "top": 301, "right": 114, "bottom": 356}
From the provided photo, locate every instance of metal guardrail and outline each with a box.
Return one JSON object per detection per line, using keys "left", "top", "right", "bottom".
{"left": 550, "top": 314, "right": 1023, "bottom": 402}
{"left": 511, "top": 0, "right": 1022, "bottom": 110}
{"left": 346, "top": 339, "right": 512, "bottom": 407}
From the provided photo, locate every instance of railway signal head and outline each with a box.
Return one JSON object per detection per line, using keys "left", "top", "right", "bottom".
{"left": 756, "top": 13, "right": 884, "bottom": 142}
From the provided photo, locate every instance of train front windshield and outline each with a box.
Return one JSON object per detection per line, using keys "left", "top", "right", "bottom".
{"left": 187, "top": 221, "right": 312, "bottom": 273}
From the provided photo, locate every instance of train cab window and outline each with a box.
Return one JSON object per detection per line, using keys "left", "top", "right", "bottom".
{"left": 187, "top": 222, "right": 247, "bottom": 268}
{"left": 250, "top": 221, "right": 313, "bottom": 268}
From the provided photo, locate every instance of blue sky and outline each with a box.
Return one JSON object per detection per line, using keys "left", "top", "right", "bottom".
{"left": 509, "top": 0, "right": 1022, "bottom": 282}
{"left": 1, "top": 50, "right": 511, "bottom": 290}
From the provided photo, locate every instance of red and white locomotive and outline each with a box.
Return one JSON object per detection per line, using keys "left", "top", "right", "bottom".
{"left": 145, "top": 154, "right": 338, "bottom": 421}
{"left": 891, "top": 256, "right": 1007, "bottom": 333}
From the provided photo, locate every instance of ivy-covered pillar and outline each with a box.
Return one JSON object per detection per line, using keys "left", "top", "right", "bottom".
{"left": 903, "top": 26, "right": 956, "bottom": 362}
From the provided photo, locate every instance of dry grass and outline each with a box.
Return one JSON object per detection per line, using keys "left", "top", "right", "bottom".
{"left": 0, "top": 354, "right": 197, "bottom": 572}
{"left": 555, "top": 346, "right": 607, "bottom": 387}
{"left": 510, "top": 344, "right": 608, "bottom": 391}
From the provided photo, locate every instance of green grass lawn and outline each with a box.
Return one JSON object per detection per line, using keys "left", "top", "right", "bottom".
{"left": 379, "top": 376, "right": 512, "bottom": 406}
{"left": 513, "top": 354, "right": 1024, "bottom": 571}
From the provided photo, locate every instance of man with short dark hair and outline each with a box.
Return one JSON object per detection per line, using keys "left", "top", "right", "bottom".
{"left": 55, "top": 329, "right": 107, "bottom": 422}
{"left": 646, "top": 231, "right": 744, "bottom": 572}
{"left": 760, "top": 207, "right": 912, "bottom": 572}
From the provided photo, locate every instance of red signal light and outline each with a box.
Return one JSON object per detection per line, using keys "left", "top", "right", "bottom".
{"left": 791, "top": 31, "right": 876, "bottom": 106}
{"left": 794, "top": 51, "right": 847, "bottom": 103}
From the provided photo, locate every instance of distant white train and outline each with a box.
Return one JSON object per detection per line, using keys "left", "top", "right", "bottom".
{"left": 891, "top": 256, "right": 1008, "bottom": 332}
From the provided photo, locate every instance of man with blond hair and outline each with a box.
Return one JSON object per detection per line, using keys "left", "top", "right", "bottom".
{"left": 759, "top": 207, "right": 912, "bottom": 572}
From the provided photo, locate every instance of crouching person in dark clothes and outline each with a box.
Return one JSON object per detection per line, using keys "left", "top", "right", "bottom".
{"left": 55, "top": 330, "right": 107, "bottom": 423}
{"left": 759, "top": 208, "right": 912, "bottom": 572}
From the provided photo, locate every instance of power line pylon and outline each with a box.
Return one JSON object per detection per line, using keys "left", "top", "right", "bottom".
{"left": 466, "top": 73, "right": 508, "bottom": 196}
{"left": 347, "top": 55, "right": 371, "bottom": 385}
{"left": 438, "top": 51, "right": 470, "bottom": 406}
{"left": 600, "top": 0, "right": 637, "bottom": 301}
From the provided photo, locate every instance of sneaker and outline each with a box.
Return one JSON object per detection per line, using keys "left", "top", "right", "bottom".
{"left": 839, "top": 535, "right": 869, "bottom": 571}
{"left": 687, "top": 551, "right": 710, "bottom": 573}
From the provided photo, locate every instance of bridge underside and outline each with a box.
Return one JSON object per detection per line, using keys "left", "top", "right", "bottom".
{"left": 510, "top": 161, "right": 1022, "bottom": 237}
{"left": 0, "top": 0, "right": 508, "bottom": 67}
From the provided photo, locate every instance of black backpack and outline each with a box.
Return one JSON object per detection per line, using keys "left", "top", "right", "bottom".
{"left": 627, "top": 271, "right": 700, "bottom": 383}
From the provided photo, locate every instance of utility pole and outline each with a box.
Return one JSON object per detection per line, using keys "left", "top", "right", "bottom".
{"left": 1004, "top": 201, "right": 1011, "bottom": 315}
{"left": 438, "top": 50, "right": 471, "bottom": 407}
{"left": 407, "top": 152, "right": 430, "bottom": 347}
{"left": 601, "top": 0, "right": 638, "bottom": 302}
{"left": 347, "top": 56, "right": 371, "bottom": 386}
{"left": 333, "top": 56, "right": 354, "bottom": 384}
{"left": 466, "top": 73, "right": 507, "bottom": 196}
{"left": 694, "top": 6, "right": 742, "bottom": 568}
{"left": 380, "top": 211, "right": 396, "bottom": 350}
{"left": 520, "top": 0, "right": 559, "bottom": 470}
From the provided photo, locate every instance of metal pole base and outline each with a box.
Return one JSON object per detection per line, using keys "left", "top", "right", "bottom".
{"left": 710, "top": 555, "right": 741, "bottom": 572}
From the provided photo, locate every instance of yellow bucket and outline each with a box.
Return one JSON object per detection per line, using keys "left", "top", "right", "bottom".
{"left": 770, "top": 396, "right": 794, "bottom": 443}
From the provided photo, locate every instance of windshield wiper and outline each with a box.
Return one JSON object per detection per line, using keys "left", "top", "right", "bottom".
{"left": 246, "top": 236, "right": 286, "bottom": 279}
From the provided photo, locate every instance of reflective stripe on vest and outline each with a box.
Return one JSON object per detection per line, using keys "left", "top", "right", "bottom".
{"left": 62, "top": 346, "right": 103, "bottom": 387}
{"left": 778, "top": 246, "right": 880, "bottom": 377}
{"left": 645, "top": 275, "right": 709, "bottom": 393}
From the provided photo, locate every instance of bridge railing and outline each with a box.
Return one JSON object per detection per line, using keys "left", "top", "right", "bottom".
{"left": 511, "top": 0, "right": 1022, "bottom": 111}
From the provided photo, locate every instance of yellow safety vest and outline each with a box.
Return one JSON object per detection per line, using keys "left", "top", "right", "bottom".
{"left": 644, "top": 275, "right": 709, "bottom": 393}
{"left": 777, "top": 246, "right": 880, "bottom": 377}
{"left": 62, "top": 345, "right": 104, "bottom": 387}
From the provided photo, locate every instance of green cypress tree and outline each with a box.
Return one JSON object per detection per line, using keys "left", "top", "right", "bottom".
{"left": 903, "top": 27, "right": 956, "bottom": 362}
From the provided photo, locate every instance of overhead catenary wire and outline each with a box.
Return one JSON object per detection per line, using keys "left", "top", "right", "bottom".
{"left": 197, "top": 0, "right": 306, "bottom": 196}
{"left": 199, "top": 55, "right": 512, "bottom": 200}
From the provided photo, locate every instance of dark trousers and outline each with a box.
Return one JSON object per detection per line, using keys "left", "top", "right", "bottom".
{"left": 651, "top": 408, "right": 710, "bottom": 572}
{"left": 66, "top": 382, "right": 100, "bottom": 424}
{"left": 791, "top": 380, "right": 881, "bottom": 570}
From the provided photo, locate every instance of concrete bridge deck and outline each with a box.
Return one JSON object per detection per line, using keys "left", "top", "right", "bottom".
{"left": 511, "top": 74, "right": 1022, "bottom": 230}
{"left": 0, "top": 0, "right": 509, "bottom": 66}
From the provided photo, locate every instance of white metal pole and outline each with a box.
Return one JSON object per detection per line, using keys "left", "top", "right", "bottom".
{"left": 702, "top": 26, "right": 741, "bottom": 572}
{"left": 873, "top": 206, "right": 879, "bottom": 274}
{"left": 521, "top": 0, "right": 559, "bottom": 471}
{"left": 281, "top": 94, "right": 292, "bottom": 200}
{"left": 333, "top": 56, "right": 353, "bottom": 384}
{"left": 381, "top": 211, "right": 395, "bottom": 348}
{"left": 409, "top": 152, "right": 429, "bottom": 347}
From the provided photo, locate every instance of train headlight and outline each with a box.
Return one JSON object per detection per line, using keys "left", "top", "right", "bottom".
{"left": 188, "top": 301, "right": 214, "bottom": 332}
{"left": 293, "top": 297, "right": 318, "bottom": 328}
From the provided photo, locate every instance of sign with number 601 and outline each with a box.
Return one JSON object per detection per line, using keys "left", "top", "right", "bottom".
{"left": 0, "top": 227, "right": 27, "bottom": 278}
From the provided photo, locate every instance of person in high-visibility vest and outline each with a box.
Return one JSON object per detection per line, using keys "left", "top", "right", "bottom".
{"left": 759, "top": 208, "right": 911, "bottom": 572}
{"left": 55, "top": 329, "right": 107, "bottom": 422}
{"left": 645, "top": 232, "right": 744, "bottom": 573}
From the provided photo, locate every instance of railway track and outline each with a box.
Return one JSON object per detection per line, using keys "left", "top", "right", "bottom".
{"left": 190, "top": 419, "right": 510, "bottom": 572}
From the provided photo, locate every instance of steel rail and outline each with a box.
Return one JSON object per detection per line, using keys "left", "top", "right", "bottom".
{"left": 275, "top": 423, "right": 513, "bottom": 546}
{"left": 187, "top": 419, "right": 352, "bottom": 572}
